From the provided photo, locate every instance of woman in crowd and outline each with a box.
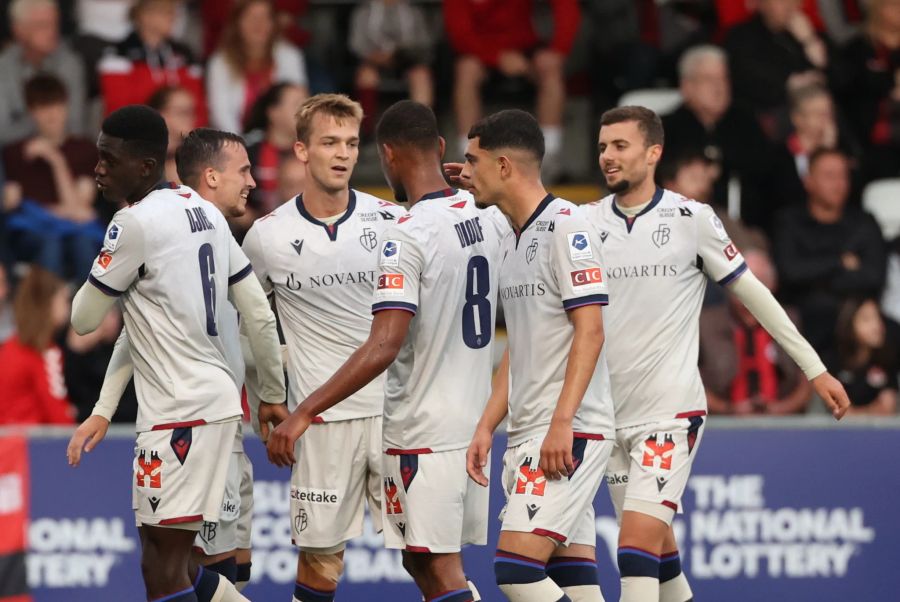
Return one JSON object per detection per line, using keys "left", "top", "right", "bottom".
{"left": 830, "top": 298, "right": 898, "bottom": 415}
{"left": 206, "top": 0, "right": 308, "bottom": 133}
{"left": 0, "top": 267, "right": 75, "bottom": 425}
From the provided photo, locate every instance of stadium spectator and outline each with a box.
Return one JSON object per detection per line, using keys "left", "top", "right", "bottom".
{"left": 444, "top": 0, "right": 580, "bottom": 167}
{"left": 724, "top": 0, "right": 830, "bottom": 126}
{"left": 774, "top": 148, "right": 886, "bottom": 355}
{"left": 147, "top": 85, "right": 198, "bottom": 183}
{"left": 244, "top": 82, "right": 307, "bottom": 213}
{"left": 64, "top": 308, "right": 137, "bottom": 422}
{"left": 2, "top": 73, "right": 102, "bottom": 280}
{"left": 838, "top": 0, "right": 900, "bottom": 182}
{"left": 202, "top": 0, "right": 310, "bottom": 58}
{"left": 207, "top": 0, "right": 308, "bottom": 134}
{"left": 0, "top": 266, "right": 75, "bottom": 425}
{"left": 97, "top": 0, "right": 206, "bottom": 123}
{"left": 700, "top": 249, "right": 811, "bottom": 415}
{"left": 349, "top": 0, "right": 434, "bottom": 137}
{"left": 0, "top": 0, "right": 87, "bottom": 146}
{"left": 769, "top": 84, "right": 860, "bottom": 217}
{"left": 829, "top": 297, "right": 898, "bottom": 415}
{"left": 662, "top": 45, "right": 774, "bottom": 230}
{"left": 277, "top": 154, "right": 306, "bottom": 203}
{"left": 0, "top": 264, "right": 13, "bottom": 344}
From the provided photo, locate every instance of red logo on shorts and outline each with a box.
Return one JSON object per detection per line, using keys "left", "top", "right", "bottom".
{"left": 642, "top": 435, "right": 676, "bottom": 470}
{"left": 570, "top": 268, "right": 603, "bottom": 287}
{"left": 378, "top": 274, "right": 404, "bottom": 290}
{"left": 136, "top": 450, "right": 162, "bottom": 488}
{"left": 723, "top": 243, "right": 738, "bottom": 260}
{"left": 515, "top": 458, "right": 546, "bottom": 496}
{"left": 383, "top": 477, "right": 403, "bottom": 515}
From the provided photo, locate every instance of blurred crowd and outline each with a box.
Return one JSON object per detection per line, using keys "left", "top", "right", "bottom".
{"left": 1, "top": 0, "right": 899, "bottom": 426}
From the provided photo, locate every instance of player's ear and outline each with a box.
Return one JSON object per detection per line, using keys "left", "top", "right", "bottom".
{"left": 140, "top": 157, "right": 158, "bottom": 179}
{"left": 381, "top": 143, "right": 395, "bottom": 165}
{"left": 204, "top": 166, "right": 218, "bottom": 189}
{"left": 437, "top": 136, "right": 446, "bottom": 160}
{"left": 646, "top": 143, "right": 663, "bottom": 166}
{"left": 497, "top": 155, "right": 512, "bottom": 179}
{"left": 293, "top": 140, "right": 308, "bottom": 163}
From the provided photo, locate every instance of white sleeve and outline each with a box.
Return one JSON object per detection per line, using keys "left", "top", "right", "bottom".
{"left": 71, "top": 283, "right": 118, "bottom": 335}
{"left": 552, "top": 214, "right": 609, "bottom": 310}
{"left": 229, "top": 275, "right": 285, "bottom": 404}
{"left": 372, "top": 226, "right": 424, "bottom": 315}
{"left": 729, "top": 270, "right": 827, "bottom": 380}
{"left": 91, "top": 329, "right": 134, "bottom": 421}
{"left": 241, "top": 224, "right": 274, "bottom": 295}
{"left": 695, "top": 203, "right": 748, "bottom": 286}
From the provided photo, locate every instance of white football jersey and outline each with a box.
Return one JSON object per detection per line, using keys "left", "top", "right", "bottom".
{"left": 583, "top": 188, "right": 747, "bottom": 428}
{"left": 89, "top": 184, "right": 251, "bottom": 432}
{"left": 242, "top": 190, "right": 406, "bottom": 421}
{"left": 499, "top": 196, "right": 615, "bottom": 446}
{"left": 372, "top": 189, "right": 509, "bottom": 452}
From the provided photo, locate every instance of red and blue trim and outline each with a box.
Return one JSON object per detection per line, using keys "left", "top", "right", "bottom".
{"left": 562, "top": 294, "right": 609, "bottom": 310}
{"left": 418, "top": 188, "right": 458, "bottom": 202}
{"left": 612, "top": 186, "right": 663, "bottom": 233}
{"left": 88, "top": 274, "right": 124, "bottom": 297}
{"left": 717, "top": 261, "right": 748, "bottom": 286}
{"left": 372, "top": 301, "right": 417, "bottom": 315}
{"left": 295, "top": 190, "right": 357, "bottom": 241}
{"left": 228, "top": 263, "right": 253, "bottom": 286}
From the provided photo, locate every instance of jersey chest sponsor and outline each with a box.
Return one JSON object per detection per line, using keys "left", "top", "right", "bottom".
{"left": 284, "top": 268, "right": 378, "bottom": 291}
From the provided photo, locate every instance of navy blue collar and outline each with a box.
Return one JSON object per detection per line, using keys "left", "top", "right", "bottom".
{"left": 418, "top": 187, "right": 458, "bottom": 202}
{"left": 612, "top": 186, "right": 663, "bottom": 233}
{"left": 515, "top": 193, "right": 555, "bottom": 244}
{"left": 295, "top": 190, "right": 357, "bottom": 241}
{"left": 153, "top": 181, "right": 178, "bottom": 191}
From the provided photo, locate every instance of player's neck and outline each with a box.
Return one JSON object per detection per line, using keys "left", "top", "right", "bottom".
{"left": 128, "top": 178, "right": 166, "bottom": 205}
{"left": 502, "top": 181, "right": 549, "bottom": 231}
{"left": 303, "top": 185, "right": 350, "bottom": 218}
{"left": 403, "top": 165, "right": 449, "bottom": 209}
{"left": 615, "top": 178, "right": 658, "bottom": 208}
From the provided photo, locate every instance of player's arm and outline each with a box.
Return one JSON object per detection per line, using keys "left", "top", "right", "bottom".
{"left": 72, "top": 213, "right": 144, "bottom": 334}
{"left": 697, "top": 205, "right": 850, "bottom": 418}
{"left": 267, "top": 309, "right": 413, "bottom": 467}
{"left": 467, "top": 346, "right": 510, "bottom": 486}
{"left": 543, "top": 217, "right": 609, "bottom": 480}
{"left": 67, "top": 329, "right": 133, "bottom": 466}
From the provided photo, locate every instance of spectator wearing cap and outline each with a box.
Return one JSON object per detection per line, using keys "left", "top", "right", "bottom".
{"left": 0, "top": 0, "right": 87, "bottom": 146}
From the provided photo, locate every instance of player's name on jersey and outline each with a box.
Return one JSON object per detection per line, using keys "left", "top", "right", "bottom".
{"left": 185, "top": 206, "right": 216, "bottom": 233}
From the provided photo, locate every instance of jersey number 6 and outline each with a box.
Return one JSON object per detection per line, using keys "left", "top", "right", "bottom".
{"left": 198, "top": 243, "right": 218, "bottom": 336}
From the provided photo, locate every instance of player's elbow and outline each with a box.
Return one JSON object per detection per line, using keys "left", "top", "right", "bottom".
{"left": 371, "top": 336, "right": 403, "bottom": 371}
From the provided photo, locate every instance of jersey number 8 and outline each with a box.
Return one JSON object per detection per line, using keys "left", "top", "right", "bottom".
{"left": 462, "top": 255, "right": 491, "bottom": 349}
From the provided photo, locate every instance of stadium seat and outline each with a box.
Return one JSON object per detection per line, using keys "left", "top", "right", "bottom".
{"left": 862, "top": 179, "right": 900, "bottom": 240}
{"left": 618, "top": 88, "right": 683, "bottom": 116}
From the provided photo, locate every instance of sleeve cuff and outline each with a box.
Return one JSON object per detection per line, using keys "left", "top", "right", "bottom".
{"left": 228, "top": 263, "right": 254, "bottom": 286}
{"left": 563, "top": 294, "right": 609, "bottom": 310}
{"left": 88, "top": 274, "right": 124, "bottom": 297}
{"left": 717, "top": 262, "right": 748, "bottom": 286}
{"left": 372, "top": 301, "right": 418, "bottom": 315}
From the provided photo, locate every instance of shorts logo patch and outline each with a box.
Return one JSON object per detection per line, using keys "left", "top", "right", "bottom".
{"left": 396, "top": 522, "right": 406, "bottom": 537}
{"left": 148, "top": 496, "right": 161, "bottom": 512}
{"left": 136, "top": 450, "right": 162, "bottom": 488}
{"left": 170, "top": 428, "right": 193, "bottom": 465}
{"left": 567, "top": 232, "right": 594, "bottom": 261}
{"left": 399, "top": 455, "right": 418, "bottom": 491}
{"left": 515, "top": 457, "right": 546, "bottom": 496}
{"left": 290, "top": 487, "right": 339, "bottom": 505}
{"left": 642, "top": 434, "right": 676, "bottom": 471}
{"left": 526, "top": 503, "right": 541, "bottom": 521}
{"left": 687, "top": 416, "right": 704, "bottom": 454}
{"left": 294, "top": 509, "right": 309, "bottom": 533}
{"left": 383, "top": 477, "right": 403, "bottom": 515}
{"left": 200, "top": 521, "right": 217, "bottom": 543}
{"left": 723, "top": 243, "right": 739, "bottom": 260}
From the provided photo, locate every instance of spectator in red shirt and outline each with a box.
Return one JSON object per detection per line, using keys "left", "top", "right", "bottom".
{"left": 97, "top": 0, "right": 207, "bottom": 123}
{"left": 244, "top": 81, "right": 307, "bottom": 214}
{"left": 147, "top": 85, "right": 198, "bottom": 183}
{"left": 444, "top": 0, "right": 580, "bottom": 167}
{"left": 0, "top": 266, "right": 75, "bottom": 425}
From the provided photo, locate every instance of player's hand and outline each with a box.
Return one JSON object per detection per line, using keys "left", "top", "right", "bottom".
{"left": 266, "top": 411, "right": 311, "bottom": 467}
{"left": 540, "top": 420, "right": 574, "bottom": 480}
{"left": 67, "top": 415, "right": 110, "bottom": 467}
{"left": 466, "top": 426, "right": 493, "bottom": 487}
{"left": 812, "top": 372, "right": 851, "bottom": 420}
{"left": 258, "top": 401, "right": 290, "bottom": 442}
{"left": 443, "top": 162, "right": 472, "bottom": 191}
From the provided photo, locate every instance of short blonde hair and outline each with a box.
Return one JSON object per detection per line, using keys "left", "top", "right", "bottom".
{"left": 294, "top": 94, "right": 363, "bottom": 143}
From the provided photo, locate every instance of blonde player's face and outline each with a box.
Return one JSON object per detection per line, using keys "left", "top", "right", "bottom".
{"left": 212, "top": 142, "right": 255, "bottom": 218}
{"left": 598, "top": 121, "right": 657, "bottom": 194}
{"left": 296, "top": 114, "right": 359, "bottom": 195}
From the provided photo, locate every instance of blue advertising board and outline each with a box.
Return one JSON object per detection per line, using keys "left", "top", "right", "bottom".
{"left": 24, "top": 424, "right": 900, "bottom": 601}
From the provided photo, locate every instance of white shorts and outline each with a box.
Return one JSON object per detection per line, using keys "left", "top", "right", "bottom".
{"left": 500, "top": 435, "right": 612, "bottom": 547}
{"left": 236, "top": 450, "right": 254, "bottom": 550}
{"left": 606, "top": 413, "right": 706, "bottom": 525}
{"left": 133, "top": 420, "right": 238, "bottom": 529}
{"left": 195, "top": 449, "right": 242, "bottom": 555}
{"left": 290, "top": 416, "right": 382, "bottom": 550}
{"left": 382, "top": 447, "right": 489, "bottom": 554}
